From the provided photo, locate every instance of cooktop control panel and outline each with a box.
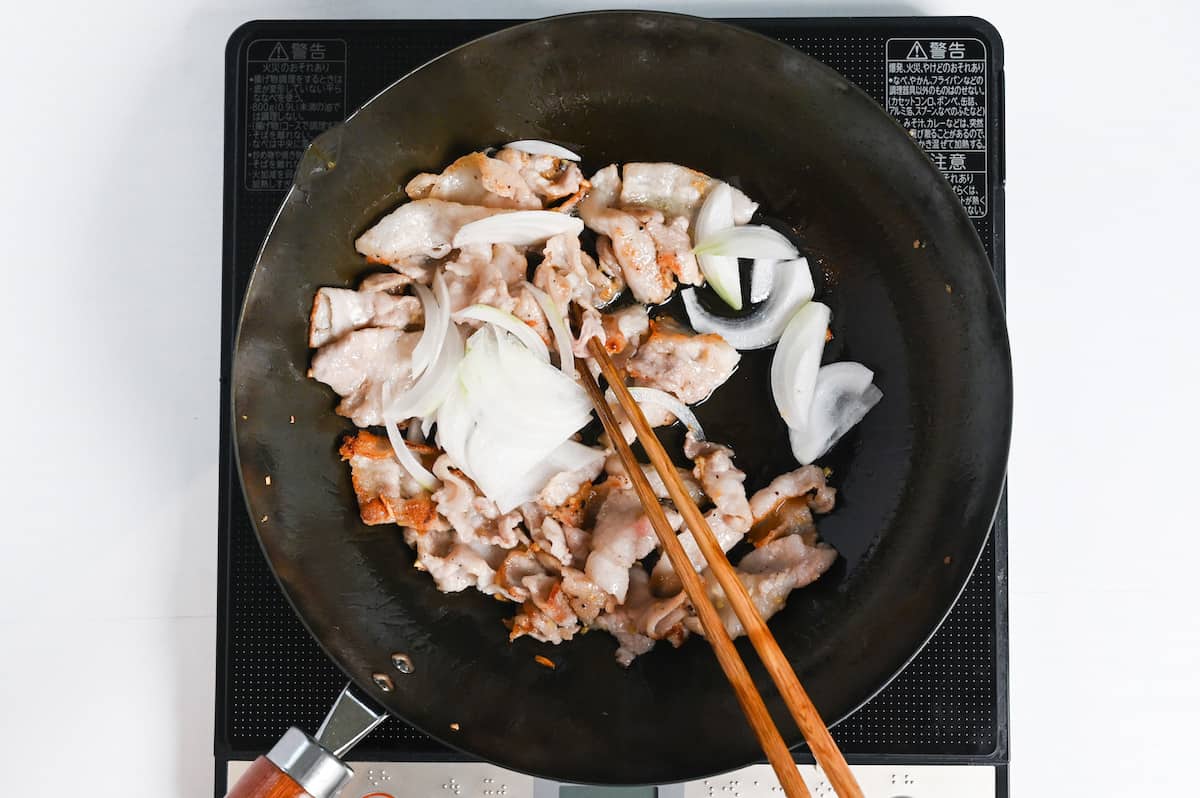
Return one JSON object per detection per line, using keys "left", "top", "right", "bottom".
{"left": 226, "top": 762, "right": 996, "bottom": 798}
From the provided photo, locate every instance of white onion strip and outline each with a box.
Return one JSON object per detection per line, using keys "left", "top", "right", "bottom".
{"left": 694, "top": 182, "right": 742, "bottom": 310}
{"left": 453, "top": 211, "right": 583, "bottom": 248}
{"left": 455, "top": 304, "right": 549, "bottom": 362}
{"left": 770, "top": 301, "right": 831, "bottom": 428}
{"left": 384, "top": 419, "right": 438, "bottom": 492}
{"left": 626, "top": 386, "right": 705, "bottom": 439}
{"left": 525, "top": 283, "right": 576, "bottom": 379}
{"left": 788, "top": 362, "right": 882, "bottom": 464}
{"left": 387, "top": 322, "right": 464, "bottom": 420}
{"left": 409, "top": 284, "right": 440, "bottom": 379}
{"left": 381, "top": 382, "right": 438, "bottom": 492}
{"left": 694, "top": 225, "right": 800, "bottom": 260}
{"left": 750, "top": 259, "right": 776, "bottom": 304}
{"left": 504, "top": 139, "right": 581, "bottom": 161}
{"left": 682, "top": 258, "right": 815, "bottom": 351}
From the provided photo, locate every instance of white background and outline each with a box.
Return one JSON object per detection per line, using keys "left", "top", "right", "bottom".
{"left": 1, "top": 0, "right": 1196, "bottom": 795}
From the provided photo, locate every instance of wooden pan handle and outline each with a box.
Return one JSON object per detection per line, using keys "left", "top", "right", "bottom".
{"left": 225, "top": 756, "right": 312, "bottom": 798}
{"left": 225, "top": 728, "right": 351, "bottom": 798}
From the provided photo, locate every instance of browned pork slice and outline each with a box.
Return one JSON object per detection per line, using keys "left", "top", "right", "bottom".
{"left": 629, "top": 208, "right": 703, "bottom": 287}
{"left": 535, "top": 233, "right": 623, "bottom": 312}
{"left": 354, "top": 199, "right": 502, "bottom": 269}
{"left": 749, "top": 466, "right": 837, "bottom": 519}
{"left": 584, "top": 485, "right": 659, "bottom": 604}
{"left": 338, "top": 431, "right": 445, "bottom": 530}
{"left": 536, "top": 445, "right": 605, "bottom": 510}
{"left": 618, "top": 162, "right": 758, "bottom": 225}
{"left": 747, "top": 466, "right": 837, "bottom": 547}
{"left": 626, "top": 319, "right": 740, "bottom": 404}
{"left": 404, "top": 527, "right": 505, "bottom": 595}
{"left": 592, "top": 565, "right": 658, "bottom": 666}
{"left": 651, "top": 433, "right": 752, "bottom": 594}
{"left": 559, "top": 567, "right": 612, "bottom": 624}
{"left": 688, "top": 534, "right": 838, "bottom": 639}
{"left": 603, "top": 453, "right": 706, "bottom": 505}
{"left": 404, "top": 152, "right": 542, "bottom": 209}
{"left": 442, "top": 243, "right": 527, "bottom": 313}
{"left": 495, "top": 147, "right": 585, "bottom": 202}
{"left": 309, "top": 328, "right": 421, "bottom": 427}
{"left": 308, "top": 285, "right": 423, "bottom": 348}
{"left": 430, "top": 456, "right": 527, "bottom": 549}
{"left": 580, "top": 165, "right": 674, "bottom": 304}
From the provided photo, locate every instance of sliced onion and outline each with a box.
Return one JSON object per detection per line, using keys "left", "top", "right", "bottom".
{"left": 453, "top": 210, "right": 583, "bottom": 248}
{"left": 625, "top": 386, "right": 705, "bottom": 439}
{"left": 381, "top": 382, "right": 439, "bottom": 492}
{"left": 487, "top": 440, "right": 604, "bottom": 513}
{"left": 694, "top": 225, "right": 800, "bottom": 260}
{"left": 384, "top": 418, "right": 438, "bottom": 492}
{"left": 387, "top": 321, "right": 464, "bottom": 420}
{"left": 788, "top": 362, "right": 882, "bottom": 464}
{"left": 503, "top": 139, "right": 581, "bottom": 161}
{"left": 694, "top": 182, "right": 741, "bottom": 310}
{"left": 525, "top": 282, "right": 576, "bottom": 378}
{"left": 770, "top": 301, "right": 831, "bottom": 428}
{"left": 683, "top": 258, "right": 815, "bottom": 350}
{"left": 443, "top": 326, "right": 595, "bottom": 510}
{"left": 750, "top": 259, "right": 776, "bottom": 304}
{"left": 409, "top": 284, "right": 441, "bottom": 379}
{"left": 455, "top": 303, "right": 549, "bottom": 362}
{"left": 436, "top": 380, "right": 471, "bottom": 474}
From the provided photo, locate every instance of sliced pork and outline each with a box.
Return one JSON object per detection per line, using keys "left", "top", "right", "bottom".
{"left": 309, "top": 327, "right": 420, "bottom": 427}
{"left": 626, "top": 319, "right": 740, "bottom": 404}
{"left": 405, "top": 151, "right": 542, "bottom": 209}
{"left": 354, "top": 199, "right": 501, "bottom": 269}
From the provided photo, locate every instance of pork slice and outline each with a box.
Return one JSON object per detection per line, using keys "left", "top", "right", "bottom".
{"left": 626, "top": 318, "right": 740, "bottom": 404}
{"left": 405, "top": 151, "right": 542, "bottom": 209}
{"left": 309, "top": 328, "right": 421, "bottom": 427}
{"left": 619, "top": 162, "right": 758, "bottom": 225}
{"left": 354, "top": 198, "right": 502, "bottom": 268}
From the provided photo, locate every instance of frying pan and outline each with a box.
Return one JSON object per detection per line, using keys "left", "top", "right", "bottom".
{"left": 232, "top": 10, "right": 1011, "bottom": 788}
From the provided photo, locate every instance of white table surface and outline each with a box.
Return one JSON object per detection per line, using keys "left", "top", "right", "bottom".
{"left": 2, "top": 1, "right": 1197, "bottom": 795}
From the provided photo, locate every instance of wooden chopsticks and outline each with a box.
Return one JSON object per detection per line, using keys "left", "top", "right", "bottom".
{"left": 582, "top": 339, "right": 864, "bottom": 798}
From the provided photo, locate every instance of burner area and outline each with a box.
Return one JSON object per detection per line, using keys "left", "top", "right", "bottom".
{"left": 218, "top": 16, "right": 1007, "bottom": 795}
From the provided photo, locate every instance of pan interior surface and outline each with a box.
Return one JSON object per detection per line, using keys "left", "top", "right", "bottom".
{"left": 232, "top": 11, "right": 1011, "bottom": 785}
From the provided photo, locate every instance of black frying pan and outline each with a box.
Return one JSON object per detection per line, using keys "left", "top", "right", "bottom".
{"left": 232, "top": 11, "right": 1011, "bottom": 786}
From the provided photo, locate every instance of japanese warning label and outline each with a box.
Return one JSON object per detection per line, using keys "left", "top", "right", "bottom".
{"left": 245, "top": 39, "right": 347, "bottom": 191}
{"left": 885, "top": 38, "right": 988, "bottom": 218}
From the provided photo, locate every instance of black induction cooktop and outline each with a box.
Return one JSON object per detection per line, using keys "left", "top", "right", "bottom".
{"left": 217, "top": 13, "right": 1007, "bottom": 791}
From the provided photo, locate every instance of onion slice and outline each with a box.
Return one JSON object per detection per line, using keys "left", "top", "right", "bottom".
{"left": 694, "top": 225, "right": 800, "bottom": 260}
{"left": 487, "top": 440, "right": 605, "bottom": 513}
{"left": 409, "top": 284, "right": 441, "bottom": 379}
{"left": 384, "top": 419, "right": 438, "bottom": 492}
{"left": 525, "top": 282, "right": 576, "bottom": 378}
{"left": 455, "top": 303, "right": 549, "bottom": 362}
{"left": 683, "top": 258, "right": 815, "bottom": 350}
{"left": 625, "top": 386, "right": 705, "bottom": 439}
{"left": 453, "top": 211, "right": 583, "bottom": 248}
{"left": 770, "top": 301, "right": 831, "bottom": 428}
{"left": 693, "top": 182, "right": 741, "bottom": 310}
{"left": 387, "top": 321, "right": 464, "bottom": 420}
{"left": 381, "top": 382, "right": 439, "bottom": 492}
{"left": 750, "top": 259, "right": 776, "bottom": 304}
{"left": 503, "top": 140, "right": 581, "bottom": 161}
{"left": 444, "top": 326, "right": 594, "bottom": 510}
{"left": 788, "top": 362, "right": 882, "bottom": 464}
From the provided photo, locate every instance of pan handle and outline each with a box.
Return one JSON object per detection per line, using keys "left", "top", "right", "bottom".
{"left": 224, "top": 728, "right": 353, "bottom": 798}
